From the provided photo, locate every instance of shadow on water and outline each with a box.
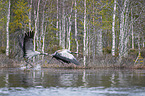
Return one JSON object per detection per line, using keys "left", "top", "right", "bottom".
{"left": 0, "top": 68, "right": 145, "bottom": 96}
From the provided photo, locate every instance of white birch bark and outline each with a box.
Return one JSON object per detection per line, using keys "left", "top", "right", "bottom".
{"left": 138, "top": 34, "right": 141, "bottom": 53}
{"left": 56, "top": 0, "right": 59, "bottom": 39}
{"left": 96, "top": 14, "right": 103, "bottom": 56}
{"left": 59, "top": 20, "right": 62, "bottom": 46}
{"left": 92, "top": 0, "right": 96, "bottom": 62}
{"left": 62, "top": 0, "right": 65, "bottom": 49}
{"left": 83, "top": 0, "right": 87, "bottom": 67}
{"left": 86, "top": 23, "right": 89, "bottom": 56}
{"left": 67, "top": 2, "right": 73, "bottom": 50}
{"left": 66, "top": 18, "right": 69, "bottom": 49}
{"left": 75, "top": 0, "right": 79, "bottom": 56}
{"left": 124, "top": 4, "right": 129, "bottom": 57}
{"left": 112, "top": 0, "right": 116, "bottom": 56}
{"left": 34, "top": 9, "right": 36, "bottom": 51}
{"left": 118, "top": 0, "right": 128, "bottom": 64}
{"left": 29, "top": 0, "right": 32, "bottom": 31}
{"left": 143, "top": 35, "right": 144, "bottom": 48}
{"left": 68, "top": 17, "right": 71, "bottom": 50}
{"left": 6, "top": 0, "right": 10, "bottom": 56}
{"left": 41, "top": 0, "right": 47, "bottom": 53}
{"left": 5, "top": 73, "right": 9, "bottom": 87}
{"left": 131, "top": 8, "right": 134, "bottom": 49}
{"left": 97, "top": 28, "right": 103, "bottom": 56}
{"left": 88, "top": 26, "right": 91, "bottom": 63}
{"left": 34, "top": 0, "right": 40, "bottom": 51}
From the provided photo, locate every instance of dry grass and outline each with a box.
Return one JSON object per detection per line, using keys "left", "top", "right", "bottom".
{"left": 0, "top": 54, "right": 20, "bottom": 68}
{"left": 0, "top": 53, "right": 145, "bottom": 69}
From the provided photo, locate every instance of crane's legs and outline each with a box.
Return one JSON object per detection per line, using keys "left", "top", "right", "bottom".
{"left": 57, "top": 59, "right": 65, "bottom": 65}
{"left": 48, "top": 57, "right": 53, "bottom": 64}
{"left": 25, "top": 59, "right": 34, "bottom": 68}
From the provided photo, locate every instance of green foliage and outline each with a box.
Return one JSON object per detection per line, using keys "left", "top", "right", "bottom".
{"left": 10, "top": 0, "right": 30, "bottom": 32}
{"left": 128, "top": 49, "right": 138, "bottom": 55}
{"left": 103, "top": 46, "right": 112, "bottom": 54}
{"left": 0, "top": 0, "right": 7, "bottom": 31}
{"left": 0, "top": 47, "right": 5, "bottom": 54}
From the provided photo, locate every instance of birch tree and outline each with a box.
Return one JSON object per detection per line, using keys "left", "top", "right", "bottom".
{"left": 74, "top": 0, "right": 79, "bottom": 56}
{"left": 34, "top": 0, "right": 40, "bottom": 51}
{"left": 61, "top": 0, "right": 66, "bottom": 49}
{"left": 124, "top": 3, "right": 129, "bottom": 57}
{"left": 41, "top": 0, "right": 47, "bottom": 53}
{"left": 96, "top": 1, "right": 104, "bottom": 56}
{"left": 131, "top": 8, "right": 134, "bottom": 49}
{"left": 96, "top": 28, "right": 103, "bottom": 56}
{"left": 83, "top": 0, "right": 87, "bottom": 67}
{"left": 6, "top": 0, "right": 11, "bottom": 56}
{"left": 118, "top": 0, "right": 128, "bottom": 64}
{"left": 56, "top": 0, "right": 59, "bottom": 39}
{"left": 40, "top": 0, "right": 47, "bottom": 63}
{"left": 59, "top": 20, "right": 62, "bottom": 46}
{"left": 68, "top": 1, "right": 73, "bottom": 50}
{"left": 92, "top": 0, "right": 96, "bottom": 62}
{"left": 112, "top": 0, "right": 117, "bottom": 56}
{"left": 28, "top": 0, "right": 32, "bottom": 31}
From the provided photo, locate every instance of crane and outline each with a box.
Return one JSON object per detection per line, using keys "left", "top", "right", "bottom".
{"left": 48, "top": 49, "right": 80, "bottom": 65}
{"left": 19, "top": 31, "right": 48, "bottom": 68}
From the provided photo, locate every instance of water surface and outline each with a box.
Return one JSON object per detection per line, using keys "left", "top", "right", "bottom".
{"left": 0, "top": 68, "right": 145, "bottom": 96}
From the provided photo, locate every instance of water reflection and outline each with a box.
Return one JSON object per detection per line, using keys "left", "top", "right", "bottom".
{"left": 82, "top": 70, "right": 88, "bottom": 87}
{"left": 0, "top": 68, "right": 145, "bottom": 88}
{"left": 0, "top": 68, "right": 145, "bottom": 96}
{"left": 59, "top": 73, "right": 78, "bottom": 86}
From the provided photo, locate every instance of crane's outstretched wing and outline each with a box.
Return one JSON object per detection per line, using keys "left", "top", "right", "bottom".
{"left": 18, "top": 34, "right": 24, "bottom": 51}
{"left": 53, "top": 49, "right": 80, "bottom": 65}
{"left": 60, "top": 50, "right": 80, "bottom": 65}
{"left": 23, "top": 31, "right": 35, "bottom": 58}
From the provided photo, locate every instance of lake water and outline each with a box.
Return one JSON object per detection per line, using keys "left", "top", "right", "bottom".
{"left": 0, "top": 68, "right": 145, "bottom": 96}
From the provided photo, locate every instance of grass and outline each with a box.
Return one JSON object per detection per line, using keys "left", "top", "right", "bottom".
{"left": 0, "top": 53, "right": 145, "bottom": 69}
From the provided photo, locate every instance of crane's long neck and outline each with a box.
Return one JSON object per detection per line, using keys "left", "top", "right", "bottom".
{"left": 40, "top": 52, "right": 48, "bottom": 55}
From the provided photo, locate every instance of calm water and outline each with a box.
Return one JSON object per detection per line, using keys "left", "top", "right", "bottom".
{"left": 0, "top": 68, "right": 145, "bottom": 96}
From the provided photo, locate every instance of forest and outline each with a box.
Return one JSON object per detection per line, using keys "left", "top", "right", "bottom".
{"left": 0, "top": 0, "right": 145, "bottom": 68}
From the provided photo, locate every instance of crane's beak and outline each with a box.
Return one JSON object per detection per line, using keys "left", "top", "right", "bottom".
{"left": 71, "top": 51, "right": 79, "bottom": 54}
{"left": 70, "top": 51, "right": 83, "bottom": 55}
{"left": 42, "top": 53, "right": 48, "bottom": 55}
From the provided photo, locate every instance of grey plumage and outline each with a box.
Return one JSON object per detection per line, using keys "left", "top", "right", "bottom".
{"left": 19, "top": 31, "right": 48, "bottom": 67}
{"left": 48, "top": 49, "right": 80, "bottom": 65}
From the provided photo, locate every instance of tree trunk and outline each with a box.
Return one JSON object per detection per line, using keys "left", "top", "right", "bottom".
{"left": 68, "top": 17, "right": 71, "bottom": 50}
{"left": 41, "top": 0, "right": 47, "bottom": 53}
{"left": 92, "top": 0, "right": 96, "bottom": 62}
{"left": 112, "top": 0, "right": 117, "bottom": 56}
{"left": 62, "top": 0, "right": 65, "bottom": 49}
{"left": 75, "top": 0, "right": 79, "bottom": 56}
{"left": 6, "top": 0, "right": 10, "bottom": 56}
{"left": 138, "top": 34, "right": 141, "bottom": 53}
{"left": 124, "top": 3, "right": 129, "bottom": 57}
{"left": 96, "top": 15, "right": 103, "bottom": 56}
{"left": 28, "top": 0, "right": 32, "bottom": 31}
{"left": 34, "top": 0, "right": 40, "bottom": 51}
{"left": 83, "top": 0, "right": 87, "bottom": 67}
{"left": 131, "top": 8, "right": 134, "bottom": 49}
{"left": 118, "top": 0, "right": 128, "bottom": 64}
{"left": 59, "top": 20, "right": 62, "bottom": 46}
{"left": 96, "top": 28, "right": 103, "bottom": 56}
{"left": 56, "top": 0, "right": 59, "bottom": 39}
{"left": 67, "top": 1, "right": 73, "bottom": 50}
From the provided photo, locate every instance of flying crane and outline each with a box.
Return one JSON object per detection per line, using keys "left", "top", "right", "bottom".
{"left": 48, "top": 49, "right": 80, "bottom": 65}
{"left": 19, "top": 31, "right": 48, "bottom": 68}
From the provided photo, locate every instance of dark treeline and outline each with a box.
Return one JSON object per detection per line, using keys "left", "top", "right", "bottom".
{"left": 0, "top": 0, "right": 145, "bottom": 68}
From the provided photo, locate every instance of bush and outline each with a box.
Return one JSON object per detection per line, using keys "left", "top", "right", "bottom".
{"left": 0, "top": 47, "right": 5, "bottom": 54}
{"left": 103, "top": 46, "right": 111, "bottom": 54}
